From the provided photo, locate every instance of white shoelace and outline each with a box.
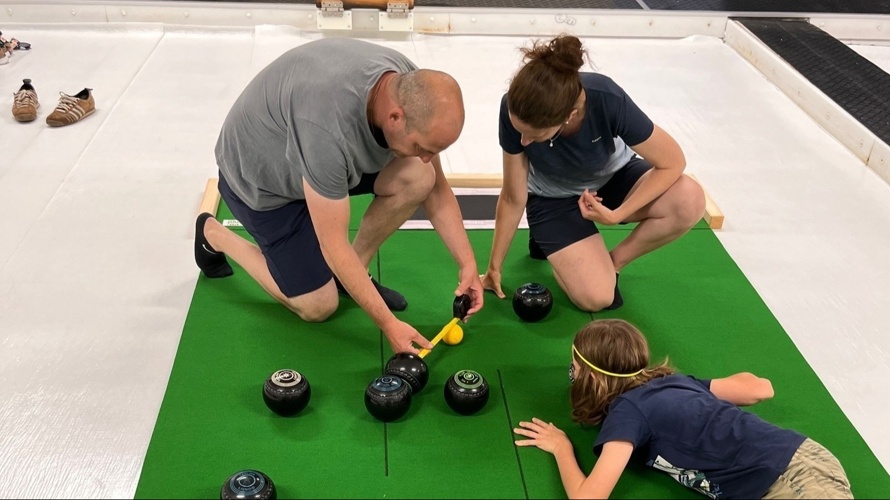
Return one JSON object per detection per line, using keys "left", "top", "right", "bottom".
{"left": 54, "top": 93, "right": 81, "bottom": 113}
{"left": 14, "top": 90, "right": 37, "bottom": 109}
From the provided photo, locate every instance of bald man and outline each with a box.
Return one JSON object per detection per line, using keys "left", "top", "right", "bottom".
{"left": 195, "top": 38, "right": 484, "bottom": 354}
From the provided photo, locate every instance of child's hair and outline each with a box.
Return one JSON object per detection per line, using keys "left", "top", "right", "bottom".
{"left": 570, "top": 319, "right": 675, "bottom": 426}
{"left": 507, "top": 34, "right": 587, "bottom": 129}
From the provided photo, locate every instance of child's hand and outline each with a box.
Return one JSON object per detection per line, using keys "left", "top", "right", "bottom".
{"left": 514, "top": 417, "right": 572, "bottom": 455}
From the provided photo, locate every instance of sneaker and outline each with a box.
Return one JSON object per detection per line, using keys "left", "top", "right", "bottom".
{"left": 46, "top": 88, "right": 95, "bottom": 127}
{"left": 12, "top": 79, "right": 39, "bottom": 123}
{"left": 334, "top": 274, "right": 408, "bottom": 311}
{"left": 605, "top": 273, "right": 623, "bottom": 310}
{"left": 194, "top": 213, "right": 233, "bottom": 279}
{"left": 370, "top": 277, "right": 408, "bottom": 311}
{"left": 528, "top": 235, "right": 547, "bottom": 260}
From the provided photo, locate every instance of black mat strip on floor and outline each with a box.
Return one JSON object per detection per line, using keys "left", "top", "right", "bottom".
{"left": 644, "top": 0, "right": 890, "bottom": 14}
{"left": 410, "top": 194, "right": 499, "bottom": 221}
{"left": 417, "top": 0, "right": 640, "bottom": 8}
{"left": 738, "top": 18, "right": 890, "bottom": 143}
{"left": 162, "top": 0, "right": 642, "bottom": 7}
{"left": 159, "top": 0, "right": 890, "bottom": 13}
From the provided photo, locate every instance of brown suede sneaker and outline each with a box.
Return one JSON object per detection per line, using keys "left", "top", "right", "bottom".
{"left": 12, "top": 79, "right": 39, "bottom": 123}
{"left": 46, "top": 88, "right": 95, "bottom": 127}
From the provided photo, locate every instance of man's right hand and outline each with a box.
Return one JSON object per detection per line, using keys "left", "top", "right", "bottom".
{"left": 384, "top": 320, "right": 434, "bottom": 355}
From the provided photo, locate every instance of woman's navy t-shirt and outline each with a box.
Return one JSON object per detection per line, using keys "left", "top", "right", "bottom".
{"left": 499, "top": 73, "right": 654, "bottom": 197}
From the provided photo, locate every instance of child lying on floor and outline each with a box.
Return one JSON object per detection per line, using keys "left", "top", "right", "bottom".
{"left": 513, "top": 318, "right": 852, "bottom": 499}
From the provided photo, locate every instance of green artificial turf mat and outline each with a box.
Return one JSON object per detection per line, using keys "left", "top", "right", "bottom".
{"left": 137, "top": 202, "right": 889, "bottom": 498}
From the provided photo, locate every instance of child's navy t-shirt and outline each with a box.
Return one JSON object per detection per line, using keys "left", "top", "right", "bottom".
{"left": 594, "top": 374, "right": 806, "bottom": 499}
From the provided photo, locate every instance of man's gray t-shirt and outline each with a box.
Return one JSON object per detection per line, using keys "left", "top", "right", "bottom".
{"left": 215, "top": 38, "right": 418, "bottom": 210}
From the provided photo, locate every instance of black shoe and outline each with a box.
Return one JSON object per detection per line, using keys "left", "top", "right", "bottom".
{"left": 334, "top": 274, "right": 408, "bottom": 312}
{"left": 528, "top": 236, "right": 547, "bottom": 260}
{"left": 605, "top": 273, "right": 623, "bottom": 310}
{"left": 194, "top": 212, "right": 233, "bottom": 278}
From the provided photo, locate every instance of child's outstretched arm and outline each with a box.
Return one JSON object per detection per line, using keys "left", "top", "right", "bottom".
{"left": 514, "top": 417, "right": 633, "bottom": 499}
{"left": 710, "top": 372, "right": 774, "bottom": 406}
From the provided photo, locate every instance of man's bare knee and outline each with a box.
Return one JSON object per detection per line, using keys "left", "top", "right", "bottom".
{"left": 375, "top": 157, "right": 436, "bottom": 207}
{"left": 285, "top": 301, "right": 336, "bottom": 323}
{"left": 281, "top": 295, "right": 338, "bottom": 323}
{"left": 403, "top": 162, "right": 436, "bottom": 203}
{"left": 298, "top": 304, "right": 337, "bottom": 323}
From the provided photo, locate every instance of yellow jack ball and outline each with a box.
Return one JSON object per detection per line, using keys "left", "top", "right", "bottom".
{"left": 442, "top": 324, "right": 464, "bottom": 345}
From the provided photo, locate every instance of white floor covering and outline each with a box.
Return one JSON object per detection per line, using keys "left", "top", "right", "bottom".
{"left": 1, "top": 20, "right": 889, "bottom": 498}
{"left": 851, "top": 42, "right": 890, "bottom": 74}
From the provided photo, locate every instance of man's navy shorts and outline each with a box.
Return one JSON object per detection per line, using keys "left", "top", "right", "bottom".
{"left": 217, "top": 172, "right": 378, "bottom": 298}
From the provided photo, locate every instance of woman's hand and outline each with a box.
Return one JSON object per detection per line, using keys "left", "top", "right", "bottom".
{"left": 481, "top": 269, "right": 506, "bottom": 299}
{"left": 578, "top": 189, "right": 621, "bottom": 226}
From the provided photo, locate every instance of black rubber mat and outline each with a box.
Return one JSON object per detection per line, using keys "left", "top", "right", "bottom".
{"left": 643, "top": 0, "right": 890, "bottom": 14}
{"left": 171, "top": 0, "right": 641, "bottom": 6}
{"left": 410, "top": 194, "right": 498, "bottom": 220}
{"left": 418, "top": 0, "right": 640, "bottom": 8}
{"left": 165, "top": 0, "right": 890, "bottom": 12}
{"left": 738, "top": 18, "right": 890, "bottom": 143}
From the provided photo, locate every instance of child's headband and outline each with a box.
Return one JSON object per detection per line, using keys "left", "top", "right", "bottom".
{"left": 572, "top": 344, "right": 644, "bottom": 378}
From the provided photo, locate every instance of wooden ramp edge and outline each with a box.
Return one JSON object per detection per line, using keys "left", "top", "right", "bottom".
{"left": 199, "top": 178, "right": 221, "bottom": 217}
{"left": 200, "top": 174, "right": 725, "bottom": 229}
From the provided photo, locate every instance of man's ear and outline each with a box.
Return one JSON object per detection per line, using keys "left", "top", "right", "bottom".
{"left": 388, "top": 107, "right": 406, "bottom": 128}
